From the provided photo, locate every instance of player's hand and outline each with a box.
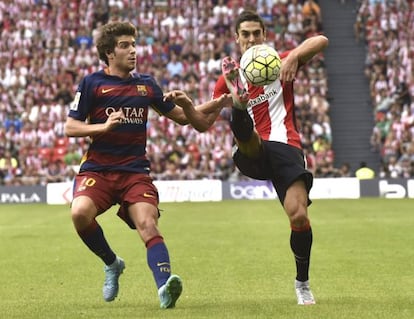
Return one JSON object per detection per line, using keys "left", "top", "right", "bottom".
{"left": 164, "top": 90, "right": 193, "bottom": 109}
{"left": 216, "top": 93, "right": 235, "bottom": 108}
{"left": 279, "top": 53, "right": 299, "bottom": 82}
{"left": 105, "top": 109, "right": 125, "bottom": 131}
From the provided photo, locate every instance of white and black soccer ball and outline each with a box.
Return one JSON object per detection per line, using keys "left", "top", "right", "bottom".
{"left": 240, "top": 44, "right": 281, "bottom": 86}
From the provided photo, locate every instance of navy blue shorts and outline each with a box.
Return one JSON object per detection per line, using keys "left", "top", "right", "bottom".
{"left": 233, "top": 141, "right": 313, "bottom": 205}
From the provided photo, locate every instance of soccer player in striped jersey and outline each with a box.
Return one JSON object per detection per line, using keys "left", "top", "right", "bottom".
{"left": 64, "top": 21, "right": 232, "bottom": 308}
{"left": 213, "top": 10, "right": 329, "bottom": 305}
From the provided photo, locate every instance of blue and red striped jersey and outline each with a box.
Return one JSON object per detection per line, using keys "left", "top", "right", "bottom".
{"left": 68, "top": 69, "right": 175, "bottom": 174}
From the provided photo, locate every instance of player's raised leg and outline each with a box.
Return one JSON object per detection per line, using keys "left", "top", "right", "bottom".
{"left": 221, "top": 56, "right": 262, "bottom": 158}
{"left": 221, "top": 56, "right": 249, "bottom": 110}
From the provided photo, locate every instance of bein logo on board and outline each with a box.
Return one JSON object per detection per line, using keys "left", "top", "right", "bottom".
{"left": 229, "top": 182, "right": 277, "bottom": 200}
{"left": 379, "top": 180, "right": 414, "bottom": 198}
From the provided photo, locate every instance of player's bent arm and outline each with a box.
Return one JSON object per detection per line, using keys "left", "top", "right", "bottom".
{"left": 64, "top": 117, "right": 101, "bottom": 137}
{"left": 290, "top": 35, "right": 329, "bottom": 65}
{"left": 64, "top": 110, "right": 124, "bottom": 137}
{"left": 280, "top": 35, "right": 328, "bottom": 82}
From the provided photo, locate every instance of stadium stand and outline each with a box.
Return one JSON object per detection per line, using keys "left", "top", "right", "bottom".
{"left": 0, "top": 0, "right": 332, "bottom": 185}
{"left": 355, "top": 0, "right": 414, "bottom": 178}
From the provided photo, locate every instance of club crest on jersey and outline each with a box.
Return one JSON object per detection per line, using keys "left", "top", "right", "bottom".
{"left": 136, "top": 85, "right": 147, "bottom": 96}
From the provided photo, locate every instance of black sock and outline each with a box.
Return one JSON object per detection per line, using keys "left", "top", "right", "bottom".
{"left": 290, "top": 227, "right": 313, "bottom": 282}
{"left": 230, "top": 108, "right": 254, "bottom": 142}
{"left": 78, "top": 220, "right": 116, "bottom": 265}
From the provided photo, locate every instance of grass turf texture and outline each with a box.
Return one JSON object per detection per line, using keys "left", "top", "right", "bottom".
{"left": 1, "top": 198, "right": 413, "bottom": 319}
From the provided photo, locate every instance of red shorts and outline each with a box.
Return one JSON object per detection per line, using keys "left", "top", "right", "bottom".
{"left": 73, "top": 171, "right": 159, "bottom": 229}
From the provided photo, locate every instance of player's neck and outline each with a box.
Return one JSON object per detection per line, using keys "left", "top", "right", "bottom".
{"left": 105, "top": 66, "right": 131, "bottom": 79}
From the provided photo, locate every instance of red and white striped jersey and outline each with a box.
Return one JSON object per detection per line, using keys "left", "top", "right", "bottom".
{"left": 213, "top": 51, "right": 302, "bottom": 150}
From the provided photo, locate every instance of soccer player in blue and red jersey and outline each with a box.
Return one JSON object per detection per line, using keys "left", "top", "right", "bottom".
{"left": 214, "top": 10, "right": 329, "bottom": 305}
{"left": 64, "top": 21, "right": 232, "bottom": 308}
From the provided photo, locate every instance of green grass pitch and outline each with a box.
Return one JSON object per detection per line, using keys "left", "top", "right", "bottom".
{"left": 1, "top": 198, "right": 413, "bottom": 319}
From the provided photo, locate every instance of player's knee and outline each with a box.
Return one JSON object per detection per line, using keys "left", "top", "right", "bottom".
{"left": 285, "top": 202, "right": 309, "bottom": 228}
{"left": 134, "top": 215, "right": 158, "bottom": 237}
{"left": 71, "top": 207, "right": 94, "bottom": 228}
{"left": 289, "top": 212, "right": 310, "bottom": 229}
{"left": 71, "top": 197, "right": 97, "bottom": 228}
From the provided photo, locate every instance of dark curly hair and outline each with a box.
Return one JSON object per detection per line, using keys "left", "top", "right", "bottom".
{"left": 95, "top": 21, "right": 137, "bottom": 65}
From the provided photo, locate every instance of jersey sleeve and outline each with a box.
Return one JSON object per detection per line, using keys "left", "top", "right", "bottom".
{"left": 68, "top": 76, "right": 94, "bottom": 121}
{"left": 212, "top": 75, "right": 230, "bottom": 99}
{"left": 148, "top": 77, "right": 175, "bottom": 115}
{"left": 279, "top": 50, "right": 290, "bottom": 59}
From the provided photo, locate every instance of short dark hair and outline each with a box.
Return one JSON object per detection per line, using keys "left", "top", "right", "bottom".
{"left": 95, "top": 21, "right": 137, "bottom": 65}
{"left": 234, "top": 10, "right": 265, "bottom": 35}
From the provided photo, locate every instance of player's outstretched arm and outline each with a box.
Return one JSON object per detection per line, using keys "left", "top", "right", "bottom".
{"left": 164, "top": 90, "right": 232, "bottom": 132}
{"left": 280, "top": 35, "right": 329, "bottom": 82}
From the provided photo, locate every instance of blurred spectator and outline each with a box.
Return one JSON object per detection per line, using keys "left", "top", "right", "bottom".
{"left": 370, "top": 111, "right": 391, "bottom": 152}
{"left": 45, "top": 159, "right": 66, "bottom": 183}
{"left": 64, "top": 144, "right": 82, "bottom": 166}
{"left": 302, "top": 0, "right": 322, "bottom": 31}
{"left": 0, "top": 150, "right": 19, "bottom": 184}
{"left": 338, "top": 162, "right": 352, "bottom": 177}
{"left": 355, "top": 161, "right": 375, "bottom": 179}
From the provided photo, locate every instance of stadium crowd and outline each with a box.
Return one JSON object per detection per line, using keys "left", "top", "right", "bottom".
{"left": 0, "top": 0, "right": 333, "bottom": 186}
{"left": 355, "top": 0, "right": 414, "bottom": 178}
